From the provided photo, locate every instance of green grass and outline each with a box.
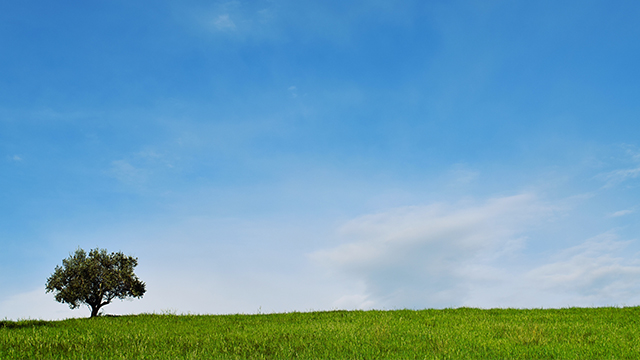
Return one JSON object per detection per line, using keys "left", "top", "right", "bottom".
{"left": 2, "top": 307, "right": 640, "bottom": 359}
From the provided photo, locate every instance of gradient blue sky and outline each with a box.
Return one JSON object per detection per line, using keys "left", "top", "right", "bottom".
{"left": 2, "top": 0, "right": 640, "bottom": 319}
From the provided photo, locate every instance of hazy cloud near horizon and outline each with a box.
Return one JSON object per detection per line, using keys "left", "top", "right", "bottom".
{"left": 313, "top": 194, "right": 547, "bottom": 308}
{"left": 3, "top": 190, "right": 640, "bottom": 320}
{"left": 313, "top": 194, "right": 640, "bottom": 310}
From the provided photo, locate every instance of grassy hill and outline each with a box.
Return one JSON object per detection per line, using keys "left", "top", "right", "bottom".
{"left": 2, "top": 307, "right": 640, "bottom": 359}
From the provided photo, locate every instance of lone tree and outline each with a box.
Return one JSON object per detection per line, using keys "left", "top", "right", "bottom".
{"left": 45, "top": 247, "right": 146, "bottom": 317}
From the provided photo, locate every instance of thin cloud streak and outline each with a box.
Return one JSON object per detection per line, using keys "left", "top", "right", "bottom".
{"left": 601, "top": 167, "right": 640, "bottom": 188}
{"left": 609, "top": 209, "right": 634, "bottom": 218}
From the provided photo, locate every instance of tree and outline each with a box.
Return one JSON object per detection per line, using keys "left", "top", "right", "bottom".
{"left": 45, "top": 247, "right": 146, "bottom": 318}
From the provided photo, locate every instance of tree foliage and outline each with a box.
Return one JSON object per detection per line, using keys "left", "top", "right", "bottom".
{"left": 45, "top": 248, "right": 146, "bottom": 317}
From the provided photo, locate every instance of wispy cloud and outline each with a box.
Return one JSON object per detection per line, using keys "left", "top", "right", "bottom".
{"left": 601, "top": 167, "right": 640, "bottom": 188}
{"left": 0, "top": 288, "right": 80, "bottom": 320}
{"left": 312, "top": 194, "right": 550, "bottom": 309}
{"left": 212, "top": 14, "right": 236, "bottom": 31}
{"left": 288, "top": 86, "right": 298, "bottom": 98}
{"left": 446, "top": 164, "right": 479, "bottom": 186}
{"left": 106, "top": 148, "right": 177, "bottom": 188}
{"left": 109, "top": 160, "right": 148, "bottom": 184}
{"left": 526, "top": 233, "right": 640, "bottom": 306}
{"left": 609, "top": 209, "right": 634, "bottom": 218}
{"left": 598, "top": 145, "right": 640, "bottom": 188}
{"left": 313, "top": 194, "right": 640, "bottom": 309}
{"left": 624, "top": 144, "right": 640, "bottom": 162}
{"left": 190, "top": 1, "right": 412, "bottom": 43}
{"left": 9, "top": 155, "right": 22, "bottom": 161}
{"left": 190, "top": 1, "right": 274, "bottom": 39}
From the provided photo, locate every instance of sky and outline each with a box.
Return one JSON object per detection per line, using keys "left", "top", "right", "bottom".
{"left": 1, "top": 0, "right": 640, "bottom": 320}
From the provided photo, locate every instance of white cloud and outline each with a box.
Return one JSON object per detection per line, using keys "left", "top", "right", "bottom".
{"left": 0, "top": 288, "right": 83, "bottom": 320}
{"left": 312, "top": 194, "right": 550, "bottom": 309}
{"left": 601, "top": 167, "right": 640, "bottom": 188}
{"left": 332, "top": 293, "right": 375, "bottom": 310}
{"left": 313, "top": 195, "right": 640, "bottom": 309}
{"left": 609, "top": 209, "right": 634, "bottom": 217}
{"left": 108, "top": 159, "right": 147, "bottom": 184}
{"left": 447, "top": 164, "right": 479, "bottom": 186}
{"left": 20, "top": 215, "right": 359, "bottom": 319}
{"left": 524, "top": 233, "right": 640, "bottom": 307}
{"left": 106, "top": 150, "right": 176, "bottom": 186}
{"left": 189, "top": 1, "right": 411, "bottom": 43}
{"left": 459, "top": 234, "right": 640, "bottom": 309}
{"left": 212, "top": 14, "right": 236, "bottom": 31}
{"left": 288, "top": 86, "right": 298, "bottom": 98}
{"left": 624, "top": 144, "right": 640, "bottom": 162}
{"left": 8, "top": 191, "right": 640, "bottom": 320}
{"left": 598, "top": 146, "right": 640, "bottom": 188}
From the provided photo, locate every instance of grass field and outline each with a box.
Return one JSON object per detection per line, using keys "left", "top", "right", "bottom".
{"left": 2, "top": 307, "right": 640, "bottom": 359}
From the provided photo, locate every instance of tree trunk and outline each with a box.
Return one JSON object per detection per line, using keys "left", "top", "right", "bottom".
{"left": 90, "top": 305, "right": 101, "bottom": 318}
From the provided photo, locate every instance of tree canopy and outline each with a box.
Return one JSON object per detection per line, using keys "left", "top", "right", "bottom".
{"left": 45, "top": 248, "right": 146, "bottom": 317}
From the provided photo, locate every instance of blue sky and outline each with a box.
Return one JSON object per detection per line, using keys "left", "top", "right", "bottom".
{"left": 2, "top": 0, "right": 640, "bottom": 319}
